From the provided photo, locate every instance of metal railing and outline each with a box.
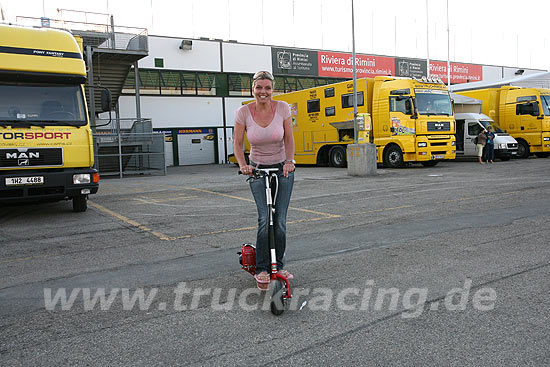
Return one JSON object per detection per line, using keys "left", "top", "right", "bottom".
{"left": 15, "top": 16, "right": 148, "bottom": 53}
{"left": 93, "top": 118, "right": 166, "bottom": 177}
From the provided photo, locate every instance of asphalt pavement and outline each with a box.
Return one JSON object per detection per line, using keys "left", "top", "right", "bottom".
{"left": 1, "top": 157, "right": 549, "bottom": 366}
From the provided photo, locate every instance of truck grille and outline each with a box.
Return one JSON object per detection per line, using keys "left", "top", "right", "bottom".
{"left": 0, "top": 148, "right": 63, "bottom": 168}
{"left": 427, "top": 121, "right": 451, "bottom": 132}
{"left": 507, "top": 143, "right": 518, "bottom": 149}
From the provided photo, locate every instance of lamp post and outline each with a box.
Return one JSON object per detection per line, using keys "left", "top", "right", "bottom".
{"left": 352, "top": 0, "right": 357, "bottom": 144}
{"left": 347, "top": 0, "right": 376, "bottom": 177}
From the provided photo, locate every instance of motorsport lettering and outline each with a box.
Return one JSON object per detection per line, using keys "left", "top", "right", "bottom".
{"left": 1, "top": 132, "right": 71, "bottom": 139}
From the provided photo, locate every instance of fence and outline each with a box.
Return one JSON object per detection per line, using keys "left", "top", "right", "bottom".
{"left": 93, "top": 118, "right": 166, "bottom": 178}
{"left": 15, "top": 16, "right": 148, "bottom": 53}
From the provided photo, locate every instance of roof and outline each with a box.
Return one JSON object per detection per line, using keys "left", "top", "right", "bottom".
{"left": 449, "top": 71, "right": 550, "bottom": 92}
{"left": 451, "top": 93, "right": 481, "bottom": 105}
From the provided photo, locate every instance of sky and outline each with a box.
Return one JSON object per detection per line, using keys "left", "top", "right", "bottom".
{"left": 1, "top": 0, "right": 549, "bottom": 70}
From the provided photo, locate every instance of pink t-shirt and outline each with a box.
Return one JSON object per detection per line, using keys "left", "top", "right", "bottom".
{"left": 234, "top": 101, "right": 291, "bottom": 165}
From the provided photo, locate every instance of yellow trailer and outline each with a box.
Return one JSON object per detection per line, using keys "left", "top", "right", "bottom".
{"left": 457, "top": 86, "right": 550, "bottom": 158}
{"left": 0, "top": 24, "right": 101, "bottom": 211}
{"left": 266, "top": 76, "right": 456, "bottom": 168}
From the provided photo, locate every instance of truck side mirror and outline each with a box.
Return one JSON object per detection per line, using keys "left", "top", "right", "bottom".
{"left": 101, "top": 89, "right": 112, "bottom": 112}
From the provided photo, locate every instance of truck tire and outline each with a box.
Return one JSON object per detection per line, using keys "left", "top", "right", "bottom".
{"left": 329, "top": 145, "right": 347, "bottom": 168}
{"left": 384, "top": 145, "right": 404, "bottom": 168}
{"left": 72, "top": 195, "right": 88, "bottom": 212}
{"left": 517, "top": 140, "right": 530, "bottom": 159}
{"left": 535, "top": 152, "right": 549, "bottom": 158}
{"left": 421, "top": 161, "right": 439, "bottom": 167}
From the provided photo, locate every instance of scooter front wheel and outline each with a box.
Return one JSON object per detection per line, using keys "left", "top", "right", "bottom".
{"left": 270, "top": 280, "right": 286, "bottom": 316}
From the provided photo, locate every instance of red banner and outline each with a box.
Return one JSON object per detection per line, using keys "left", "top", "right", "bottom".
{"left": 429, "top": 61, "right": 482, "bottom": 84}
{"left": 318, "top": 51, "right": 395, "bottom": 78}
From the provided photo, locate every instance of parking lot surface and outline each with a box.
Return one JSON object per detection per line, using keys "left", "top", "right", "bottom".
{"left": 1, "top": 158, "right": 549, "bottom": 366}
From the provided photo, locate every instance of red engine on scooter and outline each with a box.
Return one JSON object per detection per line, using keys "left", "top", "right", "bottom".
{"left": 239, "top": 243, "right": 256, "bottom": 275}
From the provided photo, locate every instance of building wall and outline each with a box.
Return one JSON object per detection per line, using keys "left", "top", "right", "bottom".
{"left": 118, "top": 96, "right": 224, "bottom": 128}
{"left": 482, "top": 65, "right": 503, "bottom": 81}
{"left": 139, "top": 36, "right": 221, "bottom": 72}
{"left": 222, "top": 43, "right": 272, "bottom": 73}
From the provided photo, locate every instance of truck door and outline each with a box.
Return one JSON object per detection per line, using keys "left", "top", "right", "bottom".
{"left": 388, "top": 95, "right": 415, "bottom": 136}
{"left": 466, "top": 121, "right": 481, "bottom": 156}
{"left": 515, "top": 95, "right": 542, "bottom": 145}
{"left": 455, "top": 119, "right": 465, "bottom": 153}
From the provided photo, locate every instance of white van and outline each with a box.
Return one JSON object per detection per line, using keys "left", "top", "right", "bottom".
{"left": 452, "top": 93, "right": 518, "bottom": 161}
{"left": 455, "top": 112, "right": 518, "bottom": 161}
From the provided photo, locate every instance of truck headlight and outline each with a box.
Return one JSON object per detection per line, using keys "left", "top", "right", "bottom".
{"left": 73, "top": 174, "right": 91, "bottom": 184}
{"left": 452, "top": 141, "right": 455, "bottom": 146}
{"left": 544, "top": 137, "right": 550, "bottom": 141}
{"left": 498, "top": 143, "right": 507, "bottom": 149}
{"left": 418, "top": 142, "right": 427, "bottom": 148}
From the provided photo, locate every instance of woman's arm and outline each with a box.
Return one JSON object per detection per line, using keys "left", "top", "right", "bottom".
{"left": 233, "top": 122, "right": 253, "bottom": 175}
{"left": 282, "top": 116, "right": 295, "bottom": 177}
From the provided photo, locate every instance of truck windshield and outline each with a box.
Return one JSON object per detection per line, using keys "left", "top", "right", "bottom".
{"left": 0, "top": 84, "right": 87, "bottom": 126}
{"left": 480, "top": 120, "right": 504, "bottom": 133}
{"left": 540, "top": 95, "right": 550, "bottom": 115}
{"left": 415, "top": 90, "right": 453, "bottom": 116}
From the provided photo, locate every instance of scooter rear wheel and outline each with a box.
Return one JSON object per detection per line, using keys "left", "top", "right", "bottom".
{"left": 270, "top": 280, "right": 286, "bottom": 316}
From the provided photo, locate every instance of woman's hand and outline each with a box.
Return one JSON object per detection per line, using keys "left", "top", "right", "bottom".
{"left": 283, "top": 161, "right": 295, "bottom": 178}
{"left": 240, "top": 164, "right": 255, "bottom": 176}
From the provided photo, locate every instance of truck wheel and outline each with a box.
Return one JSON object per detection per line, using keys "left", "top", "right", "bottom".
{"left": 72, "top": 195, "right": 88, "bottom": 212}
{"left": 421, "top": 161, "right": 438, "bottom": 167}
{"left": 535, "top": 152, "right": 549, "bottom": 158}
{"left": 384, "top": 145, "right": 404, "bottom": 168}
{"left": 329, "top": 146, "right": 347, "bottom": 168}
{"left": 517, "top": 140, "right": 530, "bottom": 159}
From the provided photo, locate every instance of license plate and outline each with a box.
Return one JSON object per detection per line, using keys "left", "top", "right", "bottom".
{"left": 5, "top": 176, "right": 44, "bottom": 186}
{"left": 435, "top": 155, "right": 445, "bottom": 159}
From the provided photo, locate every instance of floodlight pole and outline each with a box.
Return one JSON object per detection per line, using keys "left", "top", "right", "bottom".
{"left": 352, "top": 0, "right": 357, "bottom": 144}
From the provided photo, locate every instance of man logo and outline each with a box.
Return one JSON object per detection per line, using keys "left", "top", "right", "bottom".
{"left": 6, "top": 152, "right": 40, "bottom": 159}
{"left": 18, "top": 159, "right": 29, "bottom": 166}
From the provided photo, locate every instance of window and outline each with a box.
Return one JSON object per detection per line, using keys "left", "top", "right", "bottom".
{"left": 138, "top": 69, "right": 161, "bottom": 95}
{"left": 341, "top": 91, "right": 364, "bottom": 108}
{"left": 154, "top": 58, "right": 164, "bottom": 68}
{"left": 325, "top": 87, "right": 335, "bottom": 98}
{"left": 389, "top": 96, "right": 412, "bottom": 114}
{"left": 181, "top": 72, "right": 197, "bottom": 95}
{"left": 325, "top": 106, "right": 335, "bottom": 116}
{"left": 197, "top": 73, "right": 216, "bottom": 95}
{"left": 160, "top": 70, "right": 181, "bottom": 95}
{"left": 516, "top": 102, "right": 539, "bottom": 116}
{"left": 468, "top": 122, "right": 482, "bottom": 136}
{"left": 517, "top": 95, "right": 537, "bottom": 103}
{"left": 307, "top": 99, "right": 320, "bottom": 113}
{"left": 228, "top": 74, "right": 252, "bottom": 96}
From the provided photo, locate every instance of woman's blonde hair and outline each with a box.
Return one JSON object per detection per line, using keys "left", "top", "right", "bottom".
{"left": 252, "top": 70, "right": 275, "bottom": 88}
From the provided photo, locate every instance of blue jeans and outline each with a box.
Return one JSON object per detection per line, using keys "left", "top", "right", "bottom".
{"left": 249, "top": 170, "right": 294, "bottom": 274}
{"left": 485, "top": 143, "right": 495, "bottom": 161}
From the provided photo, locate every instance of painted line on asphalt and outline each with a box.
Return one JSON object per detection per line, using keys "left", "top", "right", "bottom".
{"left": 89, "top": 201, "right": 175, "bottom": 241}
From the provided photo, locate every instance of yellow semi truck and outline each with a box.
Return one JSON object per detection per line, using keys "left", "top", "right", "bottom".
{"left": 0, "top": 24, "right": 100, "bottom": 212}
{"left": 456, "top": 86, "right": 550, "bottom": 159}
{"left": 263, "top": 76, "right": 455, "bottom": 168}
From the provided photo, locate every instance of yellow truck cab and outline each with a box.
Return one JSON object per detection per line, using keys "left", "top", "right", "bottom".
{"left": 0, "top": 24, "right": 99, "bottom": 212}
{"left": 259, "top": 76, "right": 455, "bottom": 168}
{"left": 457, "top": 86, "right": 550, "bottom": 159}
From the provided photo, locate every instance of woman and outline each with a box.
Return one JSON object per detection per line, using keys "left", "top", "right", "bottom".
{"left": 485, "top": 125, "right": 496, "bottom": 163}
{"left": 233, "top": 71, "right": 296, "bottom": 290}
{"left": 476, "top": 129, "right": 487, "bottom": 164}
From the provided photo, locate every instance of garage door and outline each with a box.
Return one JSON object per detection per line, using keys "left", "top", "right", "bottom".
{"left": 177, "top": 128, "right": 215, "bottom": 165}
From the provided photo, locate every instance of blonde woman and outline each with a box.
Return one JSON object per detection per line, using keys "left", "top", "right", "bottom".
{"left": 233, "top": 71, "right": 295, "bottom": 289}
